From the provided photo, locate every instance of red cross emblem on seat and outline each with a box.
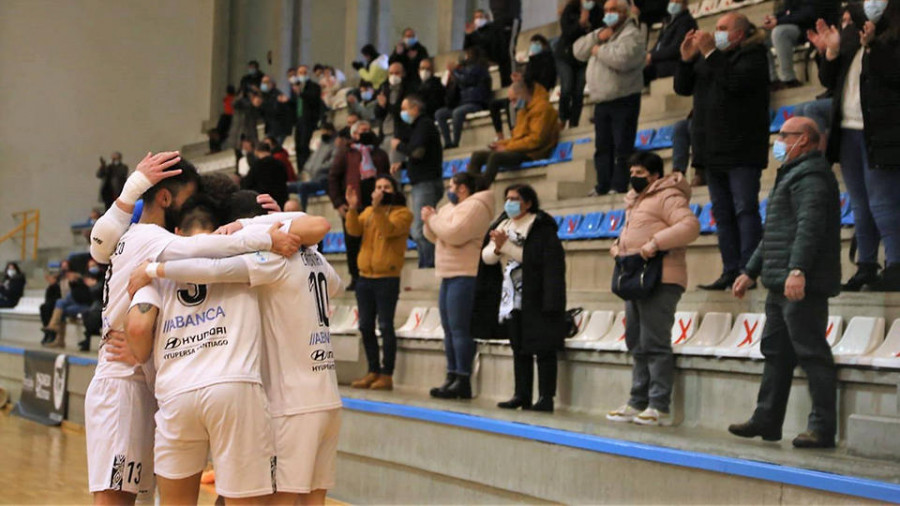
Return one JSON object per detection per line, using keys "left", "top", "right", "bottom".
{"left": 783, "top": 109, "right": 795, "bottom": 122}
{"left": 414, "top": 312, "right": 423, "bottom": 328}
{"left": 825, "top": 322, "right": 835, "bottom": 340}
{"left": 610, "top": 216, "right": 619, "bottom": 230}
{"left": 640, "top": 133, "right": 650, "bottom": 145}
{"left": 568, "top": 220, "right": 577, "bottom": 233}
{"left": 738, "top": 319, "right": 759, "bottom": 347}
{"left": 673, "top": 319, "right": 693, "bottom": 345}
{"left": 617, "top": 317, "right": 627, "bottom": 341}
{"left": 352, "top": 308, "right": 359, "bottom": 325}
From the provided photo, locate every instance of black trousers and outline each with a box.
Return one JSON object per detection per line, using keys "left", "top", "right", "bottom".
{"left": 593, "top": 94, "right": 641, "bottom": 194}
{"left": 356, "top": 277, "right": 400, "bottom": 375}
{"left": 489, "top": 98, "right": 514, "bottom": 134}
{"left": 341, "top": 217, "right": 361, "bottom": 282}
{"left": 294, "top": 120, "right": 315, "bottom": 169}
{"left": 752, "top": 292, "right": 837, "bottom": 438}
{"left": 40, "top": 301, "right": 55, "bottom": 326}
{"left": 496, "top": 18, "right": 521, "bottom": 88}
{"left": 508, "top": 310, "right": 558, "bottom": 400}
{"left": 468, "top": 150, "right": 530, "bottom": 187}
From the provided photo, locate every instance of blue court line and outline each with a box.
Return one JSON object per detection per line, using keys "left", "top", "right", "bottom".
{"left": 0, "top": 345, "right": 24, "bottom": 356}
{"left": 342, "top": 397, "right": 900, "bottom": 504}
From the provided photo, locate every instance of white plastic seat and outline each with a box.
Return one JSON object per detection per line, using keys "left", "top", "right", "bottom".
{"left": 593, "top": 311, "right": 628, "bottom": 351}
{"left": 415, "top": 307, "right": 444, "bottom": 340}
{"left": 566, "top": 310, "right": 615, "bottom": 350}
{"left": 833, "top": 316, "right": 885, "bottom": 365}
{"left": 0, "top": 296, "right": 42, "bottom": 316}
{"left": 675, "top": 312, "right": 732, "bottom": 355}
{"left": 748, "top": 315, "right": 843, "bottom": 360}
{"left": 670, "top": 311, "right": 699, "bottom": 347}
{"left": 396, "top": 307, "right": 429, "bottom": 338}
{"left": 714, "top": 314, "right": 767, "bottom": 358}
{"left": 698, "top": 0, "right": 720, "bottom": 17}
{"left": 331, "top": 306, "right": 359, "bottom": 335}
{"left": 867, "top": 320, "right": 900, "bottom": 369}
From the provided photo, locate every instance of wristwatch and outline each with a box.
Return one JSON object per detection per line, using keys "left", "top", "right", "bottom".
{"left": 790, "top": 269, "right": 804, "bottom": 277}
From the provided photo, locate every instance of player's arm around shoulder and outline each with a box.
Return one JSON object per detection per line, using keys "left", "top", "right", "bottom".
{"left": 289, "top": 215, "right": 331, "bottom": 246}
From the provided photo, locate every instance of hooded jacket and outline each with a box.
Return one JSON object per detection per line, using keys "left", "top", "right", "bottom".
{"left": 345, "top": 194, "right": 414, "bottom": 279}
{"left": 573, "top": 18, "right": 647, "bottom": 103}
{"left": 424, "top": 190, "right": 496, "bottom": 278}
{"left": 617, "top": 172, "right": 700, "bottom": 289}
{"left": 498, "top": 84, "right": 561, "bottom": 160}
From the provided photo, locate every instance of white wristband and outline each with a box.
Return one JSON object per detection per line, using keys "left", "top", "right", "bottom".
{"left": 119, "top": 171, "right": 154, "bottom": 206}
{"left": 146, "top": 262, "right": 160, "bottom": 279}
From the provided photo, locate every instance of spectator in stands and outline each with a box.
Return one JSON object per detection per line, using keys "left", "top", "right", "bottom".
{"left": 259, "top": 75, "right": 293, "bottom": 145}
{"left": 329, "top": 121, "right": 391, "bottom": 290}
{"left": 488, "top": 1, "right": 522, "bottom": 88}
{"left": 415, "top": 58, "right": 446, "bottom": 117}
{"left": 240, "top": 142, "right": 288, "bottom": 208}
{"left": 346, "top": 176, "right": 414, "bottom": 392}
{"left": 557, "top": 0, "right": 603, "bottom": 130}
{"left": 96, "top": 152, "right": 128, "bottom": 210}
{"left": 0, "top": 262, "right": 25, "bottom": 308}
{"left": 730, "top": 117, "right": 841, "bottom": 449}
{"left": 490, "top": 35, "right": 557, "bottom": 140}
{"left": 346, "top": 81, "right": 378, "bottom": 122}
{"left": 812, "top": 3, "right": 900, "bottom": 291}
{"left": 468, "top": 81, "right": 561, "bottom": 186}
{"left": 43, "top": 267, "right": 92, "bottom": 348}
{"left": 376, "top": 62, "right": 412, "bottom": 163}
{"left": 390, "top": 95, "right": 445, "bottom": 269}
{"left": 424, "top": 173, "right": 496, "bottom": 400}
{"left": 574, "top": 0, "right": 647, "bottom": 196}
{"left": 236, "top": 138, "right": 255, "bottom": 178}
{"left": 635, "top": 0, "right": 671, "bottom": 26}
{"left": 230, "top": 91, "right": 263, "bottom": 158}
{"left": 390, "top": 28, "right": 430, "bottom": 86}
{"left": 605, "top": 152, "right": 700, "bottom": 427}
{"left": 644, "top": 0, "right": 698, "bottom": 85}
{"left": 209, "top": 85, "right": 236, "bottom": 153}
{"left": 318, "top": 66, "right": 342, "bottom": 110}
{"left": 435, "top": 46, "right": 492, "bottom": 149}
{"left": 353, "top": 44, "right": 390, "bottom": 89}
{"left": 675, "top": 14, "right": 769, "bottom": 291}
{"left": 477, "top": 184, "right": 566, "bottom": 412}
{"left": 291, "top": 123, "right": 337, "bottom": 211}
{"left": 239, "top": 59, "right": 264, "bottom": 94}
{"left": 78, "top": 262, "right": 105, "bottom": 352}
{"left": 290, "top": 64, "right": 324, "bottom": 170}
{"left": 762, "top": 0, "right": 836, "bottom": 90}
{"left": 464, "top": 9, "right": 500, "bottom": 60}
{"left": 263, "top": 136, "right": 297, "bottom": 183}
{"left": 39, "top": 266, "right": 62, "bottom": 345}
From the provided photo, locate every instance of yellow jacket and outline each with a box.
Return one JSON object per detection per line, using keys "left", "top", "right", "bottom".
{"left": 346, "top": 203, "right": 414, "bottom": 278}
{"left": 498, "top": 84, "right": 561, "bottom": 160}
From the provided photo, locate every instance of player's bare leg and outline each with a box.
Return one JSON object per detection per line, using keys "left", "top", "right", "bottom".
{"left": 270, "top": 492, "right": 298, "bottom": 506}
{"left": 93, "top": 490, "right": 136, "bottom": 506}
{"left": 158, "top": 473, "right": 202, "bottom": 505}
{"left": 225, "top": 494, "right": 274, "bottom": 505}
{"left": 297, "top": 490, "right": 327, "bottom": 506}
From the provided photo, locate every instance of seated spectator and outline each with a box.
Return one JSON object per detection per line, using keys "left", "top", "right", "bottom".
{"left": 96, "top": 152, "right": 128, "bottom": 210}
{"left": 762, "top": 0, "right": 837, "bottom": 90}
{"left": 0, "top": 262, "right": 25, "bottom": 308}
{"left": 43, "top": 267, "right": 93, "bottom": 348}
{"left": 606, "top": 152, "right": 700, "bottom": 427}
{"left": 260, "top": 75, "right": 294, "bottom": 145}
{"left": 346, "top": 81, "right": 378, "bottom": 122}
{"left": 476, "top": 184, "right": 567, "bottom": 412}
{"left": 236, "top": 138, "right": 256, "bottom": 178}
{"left": 467, "top": 81, "right": 560, "bottom": 186}
{"left": 353, "top": 44, "right": 390, "bottom": 89}
{"left": 241, "top": 142, "right": 288, "bottom": 208}
{"left": 390, "top": 27, "right": 430, "bottom": 86}
{"left": 644, "top": 0, "right": 698, "bottom": 85}
{"left": 239, "top": 59, "right": 264, "bottom": 94}
{"left": 263, "top": 136, "right": 297, "bottom": 183}
{"left": 346, "top": 176, "right": 414, "bottom": 392}
{"left": 39, "top": 264, "right": 63, "bottom": 345}
{"left": 290, "top": 123, "right": 338, "bottom": 211}
{"left": 375, "top": 62, "right": 412, "bottom": 163}
{"left": 78, "top": 261, "right": 105, "bottom": 352}
{"left": 423, "top": 173, "right": 495, "bottom": 400}
{"left": 414, "top": 58, "right": 446, "bottom": 117}
{"left": 435, "top": 46, "right": 492, "bottom": 149}
{"left": 557, "top": 0, "right": 603, "bottom": 130}
{"left": 289, "top": 64, "right": 324, "bottom": 170}
{"left": 490, "top": 34, "right": 557, "bottom": 140}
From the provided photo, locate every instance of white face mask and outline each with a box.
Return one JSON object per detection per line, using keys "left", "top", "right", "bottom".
{"left": 474, "top": 18, "right": 488, "bottom": 29}
{"left": 419, "top": 70, "right": 433, "bottom": 81}
{"left": 6, "top": 268, "right": 16, "bottom": 278}
{"left": 388, "top": 75, "right": 403, "bottom": 86}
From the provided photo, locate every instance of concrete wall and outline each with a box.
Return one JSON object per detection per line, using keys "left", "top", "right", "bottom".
{"left": 0, "top": 0, "right": 216, "bottom": 261}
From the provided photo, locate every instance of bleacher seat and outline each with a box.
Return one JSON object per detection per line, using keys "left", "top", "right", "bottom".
{"left": 634, "top": 129, "right": 656, "bottom": 151}
{"left": 520, "top": 141, "right": 575, "bottom": 169}
{"left": 554, "top": 215, "right": 564, "bottom": 230}
{"left": 648, "top": 124, "right": 675, "bottom": 150}
{"left": 322, "top": 233, "right": 336, "bottom": 254}
{"left": 0, "top": 296, "right": 42, "bottom": 316}
{"left": 867, "top": 320, "right": 900, "bottom": 369}
{"left": 770, "top": 104, "right": 798, "bottom": 133}
{"left": 698, "top": 0, "right": 720, "bottom": 16}
{"left": 699, "top": 202, "right": 717, "bottom": 234}
{"left": 840, "top": 193, "right": 854, "bottom": 227}
{"left": 598, "top": 210, "right": 626, "bottom": 239}
{"left": 442, "top": 161, "right": 454, "bottom": 179}
{"left": 713, "top": 313, "right": 767, "bottom": 358}
{"left": 573, "top": 137, "right": 592, "bottom": 145}
{"left": 593, "top": 312, "right": 628, "bottom": 351}
{"left": 833, "top": 316, "right": 885, "bottom": 364}
{"left": 396, "top": 307, "right": 430, "bottom": 338}
{"left": 334, "top": 233, "right": 347, "bottom": 254}
{"left": 676, "top": 312, "right": 733, "bottom": 354}
{"left": 759, "top": 199, "right": 768, "bottom": 225}
{"left": 558, "top": 214, "right": 584, "bottom": 241}
{"left": 689, "top": 203, "right": 701, "bottom": 216}
{"left": 572, "top": 212, "right": 605, "bottom": 240}
{"left": 670, "top": 311, "right": 699, "bottom": 346}
{"left": 749, "top": 315, "right": 843, "bottom": 360}
{"left": 331, "top": 306, "right": 359, "bottom": 334}
{"left": 569, "top": 310, "right": 615, "bottom": 342}
{"left": 400, "top": 170, "right": 411, "bottom": 185}
{"left": 413, "top": 308, "right": 444, "bottom": 340}
{"left": 407, "top": 238, "right": 417, "bottom": 250}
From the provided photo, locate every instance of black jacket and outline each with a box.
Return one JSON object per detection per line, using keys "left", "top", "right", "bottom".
{"left": 239, "top": 71, "right": 264, "bottom": 94}
{"left": 522, "top": 51, "right": 558, "bottom": 92}
{"left": 471, "top": 211, "right": 567, "bottom": 353}
{"left": 97, "top": 161, "right": 128, "bottom": 207}
{"left": 396, "top": 115, "right": 443, "bottom": 184}
{"left": 261, "top": 87, "right": 295, "bottom": 138}
{"left": 776, "top": 0, "right": 836, "bottom": 32}
{"left": 649, "top": 10, "right": 698, "bottom": 79}
{"left": 389, "top": 42, "right": 430, "bottom": 85}
{"left": 415, "top": 76, "right": 446, "bottom": 117}
{"left": 374, "top": 80, "right": 412, "bottom": 139}
{"left": 861, "top": 23, "right": 900, "bottom": 170}
{"left": 674, "top": 30, "right": 770, "bottom": 171}
{"left": 289, "top": 80, "right": 323, "bottom": 128}
{"left": 453, "top": 62, "right": 492, "bottom": 107}
{"left": 241, "top": 156, "right": 288, "bottom": 208}
{"left": 556, "top": 2, "right": 603, "bottom": 66}
{"left": 0, "top": 273, "right": 25, "bottom": 308}
{"left": 636, "top": 0, "right": 669, "bottom": 26}
{"left": 489, "top": 0, "right": 522, "bottom": 24}
{"left": 464, "top": 24, "right": 504, "bottom": 65}
{"left": 745, "top": 152, "right": 842, "bottom": 296}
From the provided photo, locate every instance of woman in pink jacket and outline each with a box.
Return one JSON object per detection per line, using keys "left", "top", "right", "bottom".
{"left": 606, "top": 152, "right": 700, "bottom": 427}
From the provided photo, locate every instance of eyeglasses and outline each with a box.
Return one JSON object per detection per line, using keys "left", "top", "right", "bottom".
{"left": 776, "top": 131, "right": 804, "bottom": 139}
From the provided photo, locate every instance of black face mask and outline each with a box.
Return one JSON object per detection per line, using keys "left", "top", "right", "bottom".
{"left": 381, "top": 192, "right": 401, "bottom": 206}
{"left": 630, "top": 176, "right": 650, "bottom": 193}
{"left": 357, "top": 132, "right": 378, "bottom": 146}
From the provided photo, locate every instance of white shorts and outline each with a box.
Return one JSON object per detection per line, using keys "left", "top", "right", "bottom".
{"left": 84, "top": 377, "right": 156, "bottom": 499}
{"left": 154, "top": 382, "right": 275, "bottom": 499}
{"left": 273, "top": 409, "right": 342, "bottom": 494}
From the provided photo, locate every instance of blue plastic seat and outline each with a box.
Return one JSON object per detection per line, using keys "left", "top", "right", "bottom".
{"left": 442, "top": 161, "right": 454, "bottom": 179}
{"left": 334, "top": 233, "right": 347, "bottom": 254}
{"left": 598, "top": 209, "right": 626, "bottom": 238}
{"left": 400, "top": 170, "right": 411, "bottom": 185}
{"left": 573, "top": 212, "right": 605, "bottom": 240}
{"left": 770, "top": 104, "right": 798, "bottom": 133}
{"left": 689, "top": 203, "right": 701, "bottom": 216}
{"left": 634, "top": 129, "right": 656, "bottom": 151}
{"left": 321, "top": 233, "right": 335, "bottom": 254}
{"left": 314, "top": 189, "right": 326, "bottom": 196}
{"left": 574, "top": 137, "right": 592, "bottom": 145}
{"left": 699, "top": 202, "right": 717, "bottom": 234}
{"left": 554, "top": 215, "right": 564, "bottom": 229}
{"left": 407, "top": 238, "right": 418, "bottom": 250}
{"left": 759, "top": 199, "right": 768, "bottom": 225}
{"left": 557, "top": 214, "right": 584, "bottom": 241}
{"left": 840, "top": 193, "right": 854, "bottom": 227}
{"left": 648, "top": 125, "right": 675, "bottom": 150}
{"left": 552, "top": 141, "right": 574, "bottom": 163}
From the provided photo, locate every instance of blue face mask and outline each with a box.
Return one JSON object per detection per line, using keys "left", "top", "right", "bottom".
{"left": 515, "top": 98, "right": 527, "bottom": 109}
{"left": 400, "top": 111, "right": 414, "bottom": 124}
{"left": 583, "top": 1, "right": 596, "bottom": 9}
{"left": 529, "top": 42, "right": 543, "bottom": 56}
{"left": 603, "top": 12, "right": 620, "bottom": 27}
{"left": 260, "top": 83, "right": 271, "bottom": 93}
{"left": 864, "top": 0, "right": 887, "bottom": 21}
{"left": 447, "top": 191, "right": 459, "bottom": 205}
{"left": 504, "top": 200, "right": 522, "bottom": 217}
{"left": 772, "top": 139, "right": 794, "bottom": 163}
{"left": 405, "top": 37, "right": 418, "bottom": 47}
{"left": 248, "top": 68, "right": 258, "bottom": 76}
{"left": 361, "top": 90, "right": 373, "bottom": 101}
{"left": 667, "top": 2, "right": 683, "bottom": 16}
{"left": 714, "top": 30, "right": 731, "bottom": 51}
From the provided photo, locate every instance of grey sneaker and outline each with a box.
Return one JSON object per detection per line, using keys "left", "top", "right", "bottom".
{"left": 606, "top": 404, "right": 641, "bottom": 423}
{"left": 634, "top": 407, "right": 673, "bottom": 427}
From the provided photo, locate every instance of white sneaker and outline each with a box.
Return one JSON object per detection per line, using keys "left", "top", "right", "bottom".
{"left": 606, "top": 404, "right": 641, "bottom": 423}
{"left": 633, "top": 407, "right": 673, "bottom": 427}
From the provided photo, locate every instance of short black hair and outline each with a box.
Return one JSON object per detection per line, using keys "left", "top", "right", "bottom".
{"left": 374, "top": 174, "right": 402, "bottom": 194}
{"left": 178, "top": 194, "right": 220, "bottom": 234}
{"left": 226, "top": 84, "right": 235, "bottom": 94}
{"left": 142, "top": 159, "right": 201, "bottom": 207}
{"left": 313, "top": 63, "right": 325, "bottom": 73}
{"left": 255, "top": 142, "right": 272, "bottom": 154}
{"left": 321, "top": 122, "right": 336, "bottom": 132}
{"left": 226, "top": 190, "right": 266, "bottom": 222}
{"left": 264, "top": 135, "right": 282, "bottom": 150}
{"left": 504, "top": 184, "right": 541, "bottom": 212}
{"left": 628, "top": 151, "right": 665, "bottom": 178}
{"left": 451, "top": 172, "right": 483, "bottom": 195}
{"left": 361, "top": 44, "right": 378, "bottom": 59}
{"left": 358, "top": 80, "right": 373, "bottom": 90}
{"left": 530, "top": 34, "right": 550, "bottom": 47}
{"left": 248, "top": 60, "right": 259, "bottom": 67}
{"left": 199, "top": 173, "right": 239, "bottom": 211}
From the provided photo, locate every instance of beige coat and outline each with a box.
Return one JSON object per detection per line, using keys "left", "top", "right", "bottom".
{"left": 424, "top": 190, "right": 496, "bottom": 278}
{"left": 616, "top": 173, "right": 700, "bottom": 288}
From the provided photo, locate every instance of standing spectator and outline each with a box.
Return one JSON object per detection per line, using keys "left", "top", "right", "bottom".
{"left": 0, "top": 262, "right": 25, "bottom": 308}
{"left": 478, "top": 184, "right": 566, "bottom": 412}
{"left": 290, "top": 64, "right": 324, "bottom": 170}
{"left": 211, "top": 85, "right": 235, "bottom": 153}
{"left": 811, "top": 4, "right": 900, "bottom": 291}
{"left": 490, "top": 35, "right": 557, "bottom": 140}
{"left": 263, "top": 136, "right": 297, "bottom": 183}
{"left": 239, "top": 59, "right": 265, "bottom": 94}
{"left": 415, "top": 58, "right": 446, "bottom": 117}
{"left": 391, "top": 95, "right": 445, "bottom": 268}
{"left": 489, "top": 0, "right": 523, "bottom": 87}
{"left": 644, "top": 0, "right": 698, "bottom": 85}
{"left": 347, "top": 82, "right": 378, "bottom": 122}
{"left": 346, "top": 176, "right": 414, "bottom": 392}
{"left": 390, "top": 28, "right": 430, "bottom": 86}
{"left": 291, "top": 123, "right": 337, "bottom": 211}
{"left": 259, "top": 76, "right": 294, "bottom": 145}
{"left": 423, "top": 173, "right": 496, "bottom": 400}
{"left": 762, "top": 0, "right": 838, "bottom": 90}
{"left": 375, "top": 62, "right": 412, "bottom": 163}
{"left": 328, "top": 122, "right": 391, "bottom": 290}
{"left": 468, "top": 81, "right": 561, "bottom": 186}
{"left": 230, "top": 91, "right": 263, "bottom": 158}
{"left": 464, "top": 10, "right": 502, "bottom": 76}
{"left": 729, "top": 117, "right": 841, "bottom": 449}
{"left": 675, "top": 14, "right": 769, "bottom": 290}
{"left": 557, "top": 0, "right": 603, "bottom": 130}
{"left": 574, "top": 0, "right": 647, "bottom": 195}
{"left": 353, "top": 44, "right": 390, "bottom": 89}
{"left": 635, "top": 0, "right": 671, "bottom": 26}
{"left": 241, "top": 143, "right": 288, "bottom": 208}
{"left": 435, "top": 46, "right": 492, "bottom": 149}
{"left": 605, "top": 152, "right": 700, "bottom": 427}
{"left": 96, "top": 152, "right": 128, "bottom": 210}
{"left": 43, "top": 268, "right": 92, "bottom": 348}
{"left": 39, "top": 266, "right": 62, "bottom": 345}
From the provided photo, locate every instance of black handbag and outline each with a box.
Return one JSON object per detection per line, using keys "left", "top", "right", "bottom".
{"left": 611, "top": 252, "right": 667, "bottom": 301}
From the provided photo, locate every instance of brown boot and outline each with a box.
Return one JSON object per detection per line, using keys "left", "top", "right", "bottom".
{"left": 45, "top": 318, "right": 67, "bottom": 348}
{"left": 42, "top": 309, "right": 66, "bottom": 348}
{"left": 351, "top": 372, "right": 379, "bottom": 389}
{"left": 370, "top": 375, "right": 393, "bottom": 391}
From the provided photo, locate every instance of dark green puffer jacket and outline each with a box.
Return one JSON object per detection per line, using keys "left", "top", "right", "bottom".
{"left": 744, "top": 152, "right": 842, "bottom": 297}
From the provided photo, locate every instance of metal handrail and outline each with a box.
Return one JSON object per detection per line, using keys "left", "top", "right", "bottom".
{"left": 0, "top": 210, "right": 40, "bottom": 260}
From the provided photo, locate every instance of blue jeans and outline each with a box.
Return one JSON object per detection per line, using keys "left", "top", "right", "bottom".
{"left": 672, "top": 118, "right": 691, "bottom": 173}
{"left": 55, "top": 295, "right": 90, "bottom": 318}
{"left": 435, "top": 103, "right": 483, "bottom": 147}
{"left": 706, "top": 167, "right": 763, "bottom": 274}
{"left": 411, "top": 179, "right": 444, "bottom": 268}
{"left": 593, "top": 94, "right": 641, "bottom": 194}
{"left": 439, "top": 277, "right": 477, "bottom": 376}
{"left": 841, "top": 129, "right": 900, "bottom": 265}
{"left": 356, "top": 277, "right": 400, "bottom": 375}
{"left": 796, "top": 99, "right": 833, "bottom": 136}
{"left": 557, "top": 59, "right": 587, "bottom": 127}
{"left": 288, "top": 180, "right": 327, "bottom": 212}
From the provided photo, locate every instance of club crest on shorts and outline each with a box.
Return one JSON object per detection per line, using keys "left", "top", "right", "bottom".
{"left": 270, "top": 456, "right": 278, "bottom": 493}
{"left": 109, "top": 454, "right": 126, "bottom": 490}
